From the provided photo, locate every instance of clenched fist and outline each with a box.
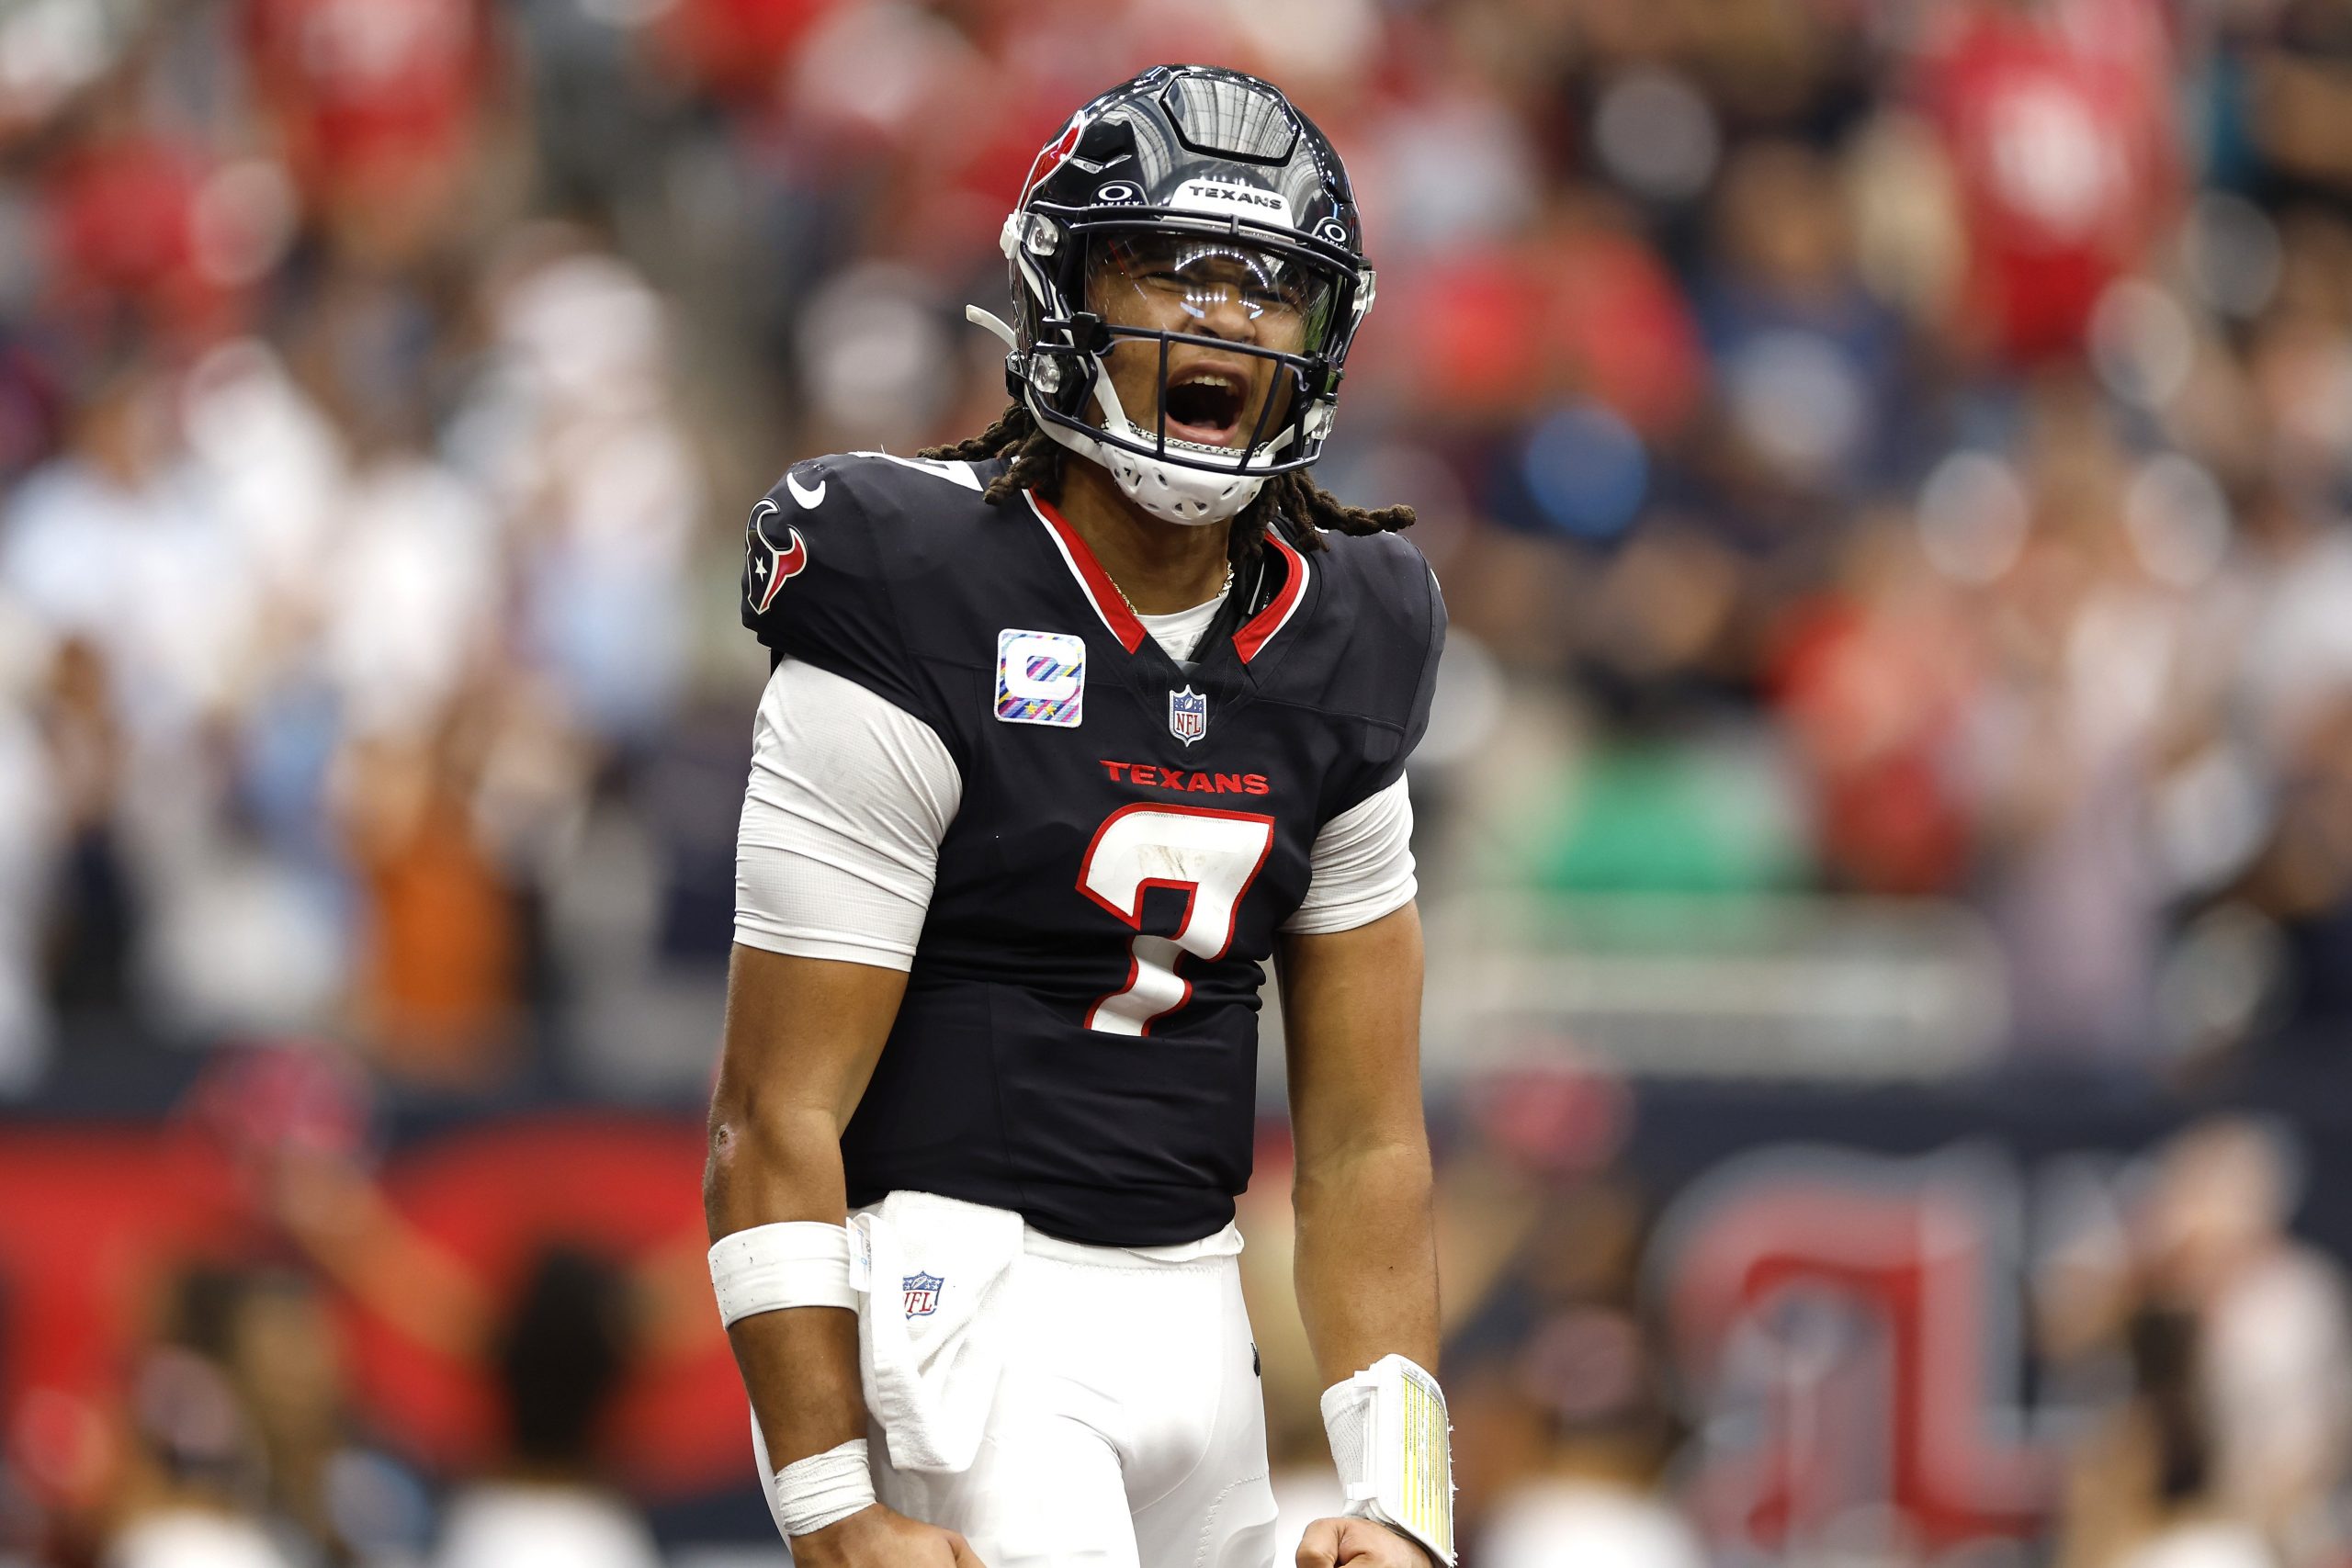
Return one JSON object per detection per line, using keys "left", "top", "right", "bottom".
{"left": 1296, "top": 1516, "right": 1434, "bottom": 1568}
{"left": 788, "top": 1505, "right": 986, "bottom": 1568}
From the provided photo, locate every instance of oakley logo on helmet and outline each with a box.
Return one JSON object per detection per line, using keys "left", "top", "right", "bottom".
{"left": 1317, "top": 219, "right": 1351, "bottom": 245}
{"left": 1095, "top": 181, "right": 1142, "bottom": 205}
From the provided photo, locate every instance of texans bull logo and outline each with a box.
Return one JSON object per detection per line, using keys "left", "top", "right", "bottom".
{"left": 744, "top": 499, "right": 808, "bottom": 614}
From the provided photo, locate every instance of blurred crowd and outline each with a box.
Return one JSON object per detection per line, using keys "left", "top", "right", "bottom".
{"left": 7, "top": 0, "right": 2352, "bottom": 1096}
{"left": 1360, "top": 0, "right": 2352, "bottom": 1075}
{"left": 33, "top": 1087, "right": 2348, "bottom": 1568}
{"left": 1383, "top": 1108, "right": 2352, "bottom": 1568}
{"left": 7, "top": 0, "right": 2352, "bottom": 1563}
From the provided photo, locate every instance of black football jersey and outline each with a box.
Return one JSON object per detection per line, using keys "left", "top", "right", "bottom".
{"left": 740, "top": 451, "right": 1443, "bottom": 1246}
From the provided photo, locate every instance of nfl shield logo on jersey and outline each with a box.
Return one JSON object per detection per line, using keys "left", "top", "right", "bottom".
{"left": 1169, "top": 685, "right": 1208, "bottom": 746}
{"left": 902, "top": 1271, "right": 944, "bottom": 1318}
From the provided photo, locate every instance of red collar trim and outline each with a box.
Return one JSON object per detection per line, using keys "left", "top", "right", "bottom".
{"left": 1026, "top": 491, "right": 1146, "bottom": 654}
{"left": 1234, "top": 532, "right": 1310, "bottom": 663}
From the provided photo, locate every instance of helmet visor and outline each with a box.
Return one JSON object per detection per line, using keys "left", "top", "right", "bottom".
{"left": 1087, "top": 230, "right": 1341, "bottom": 356}
{"left": 1083, "top": 230, "right": 1341, "bottom": 459}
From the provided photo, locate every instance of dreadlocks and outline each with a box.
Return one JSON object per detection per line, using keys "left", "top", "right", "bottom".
{"left": 919, "top": 401, "right": 1415, "bottom": 564}
{"left": 919, "top": 400, "right": 1065, "bottom": 508}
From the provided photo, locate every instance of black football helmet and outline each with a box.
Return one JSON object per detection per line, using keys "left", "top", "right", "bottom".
{"left": 967, "top": 65, "right": 1376, "bottom": 525}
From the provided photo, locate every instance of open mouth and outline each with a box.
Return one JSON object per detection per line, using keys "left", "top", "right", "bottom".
{"left": 1161, "top": 366, "right": 1249, "bottom": 447}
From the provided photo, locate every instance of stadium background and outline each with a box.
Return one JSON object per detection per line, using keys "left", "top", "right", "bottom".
{"left": 6, "top": 0, "right": 2352, "bottom": 1564}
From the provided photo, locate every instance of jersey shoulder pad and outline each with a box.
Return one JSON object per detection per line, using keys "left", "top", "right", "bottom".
{"left": 1307, "top": 526, "right": 1448, "bottom": 808}
{"left": 741, "top": 451, "right": 993, "bottom": 622}
{"left": 740, "top": 451, "right": 997, "bottom": 722}
{"left": 1313, "top": 526, "right": 1446, "bottom": 716}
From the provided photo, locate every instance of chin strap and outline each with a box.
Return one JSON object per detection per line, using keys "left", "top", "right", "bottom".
{"left": 967, "top": 304, "right": 1018, "bottom": 349}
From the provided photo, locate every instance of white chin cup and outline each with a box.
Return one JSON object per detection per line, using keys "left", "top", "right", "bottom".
{"left": 1025, "top": 369, "right": 1291, "bottom": 527}
{"left": 967, "top": 293, "right": 1305, "bottom": 526}
{"left": 1035, "top": 413, "right": 1266, "bottom": 525}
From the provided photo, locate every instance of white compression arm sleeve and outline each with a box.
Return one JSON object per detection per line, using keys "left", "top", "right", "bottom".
{"left": 735, "top": 658, "right": 962, "bottom": 969}
{"left": 1282, "top": 774, "right": 1417, "bottom": 934}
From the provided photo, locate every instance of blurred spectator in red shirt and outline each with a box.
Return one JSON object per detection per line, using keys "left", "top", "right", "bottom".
{"left": 40, "top": 73, "right": 245, "bottom": 358}
{"left": 650, "top": 0, "right": 840, "bottom": 106}
{"left": 1378, "top": 189, "right": 1702, "bottom": 437}
{"left": 1769, "top": 520, "right": 1980, "bottom": 895}
{"left": 240, "top": 0, "right": 500, "bottom": 260}
{"left": 1914, "top": 0, "right": 2179, "bottom": 367}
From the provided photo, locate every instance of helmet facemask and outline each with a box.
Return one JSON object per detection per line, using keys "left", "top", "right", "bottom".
{"left": 1002, "top": 215, "right": 1365, "bottom": 525}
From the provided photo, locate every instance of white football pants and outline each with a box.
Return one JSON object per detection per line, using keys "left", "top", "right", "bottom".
{"left": 871, "top": 1221, "right": 1280, "bottom": 1568}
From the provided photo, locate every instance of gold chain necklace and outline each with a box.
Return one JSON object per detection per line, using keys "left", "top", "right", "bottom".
{"left": 1108, "top": 558, "right": 1236, "bottom": 619}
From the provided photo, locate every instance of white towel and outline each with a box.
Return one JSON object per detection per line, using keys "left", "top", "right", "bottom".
{"left": 850, "top": 1190, "right": 1024, "bottom": 1473}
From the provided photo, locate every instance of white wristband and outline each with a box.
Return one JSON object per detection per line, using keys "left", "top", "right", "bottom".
{"left": 774, "top": 1438, "right": 876, "bottom": 1537}
{"left": 709, "top": 1221, "right": 858, "bottom": 1326}
{"left": 1320, "top": 1354, "right": 1457, "bottom": 1566}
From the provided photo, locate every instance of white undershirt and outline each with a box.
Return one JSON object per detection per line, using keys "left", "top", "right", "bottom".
{"left": 1133, "top": 587, "right": 1228, "bottom": 664}
{"left": 735, "top": 657, "right": 1417, "bottom": 970}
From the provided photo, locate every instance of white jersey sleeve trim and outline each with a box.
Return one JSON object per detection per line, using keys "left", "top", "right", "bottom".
{"left": 735, "top": 658, "right": 961, "bottom": 971}
{"left": 1282, "top": 774, "right": 1417, "bottom": 936}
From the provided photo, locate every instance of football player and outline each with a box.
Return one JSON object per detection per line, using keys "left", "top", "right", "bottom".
{"left": 704, "top": 65, "right": 1452, "bottom": 1568}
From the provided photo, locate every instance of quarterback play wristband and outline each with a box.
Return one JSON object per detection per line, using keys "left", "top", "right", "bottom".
{"left": 708, "top": 1222, "right": 858, "bottom": 1325}
{"left": 1320, "top": 1354, "right": 1457, "bottom": 1566}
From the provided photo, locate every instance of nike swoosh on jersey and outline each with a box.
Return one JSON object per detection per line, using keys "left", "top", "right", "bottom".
{"left": 786, "top": 470, "right": 828, "bottom": 509}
